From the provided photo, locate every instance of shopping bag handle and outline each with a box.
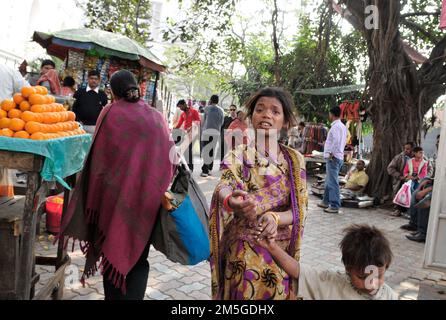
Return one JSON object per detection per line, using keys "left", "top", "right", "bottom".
{"left": 175, "top": 146, "right": 192, "bottom": 173}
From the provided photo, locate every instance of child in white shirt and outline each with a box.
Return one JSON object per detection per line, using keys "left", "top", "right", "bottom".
{"left": 255, "top": 224, "right": 398, "bottom": 300}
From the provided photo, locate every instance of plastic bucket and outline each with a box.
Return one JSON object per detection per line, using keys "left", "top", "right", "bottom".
{"left": 45, "top": 195, "right": 64, "bottom": 234}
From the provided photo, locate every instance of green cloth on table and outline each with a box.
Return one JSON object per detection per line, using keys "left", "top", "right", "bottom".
{"left": 0, "top": 135, "right": 92, "bottom": 189}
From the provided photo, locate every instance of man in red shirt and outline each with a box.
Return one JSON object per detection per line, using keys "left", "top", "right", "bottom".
{"left": 174, "top": 99, "right": 201, "bottom": 172}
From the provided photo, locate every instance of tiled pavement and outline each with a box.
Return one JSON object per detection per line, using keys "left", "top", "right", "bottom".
{"left": 34, "top": 170, "right": 446, "bottom": 300}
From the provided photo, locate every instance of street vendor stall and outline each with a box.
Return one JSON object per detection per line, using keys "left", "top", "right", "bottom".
{"left": 0, "top": 86, "right": 92, "bottom": 300}
{"left": 32, "top": 28, "right": 166, "bottom": 107}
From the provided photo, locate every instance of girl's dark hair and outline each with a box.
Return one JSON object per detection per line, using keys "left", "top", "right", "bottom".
{"left": 340, "top": 224, "right": 393, "bottom": 273}
{"left": 63, "top": 76, "right": 75, "bottom": 87}
{"left": 245, "top": 87, "right": 297, "bottom": 127}
{"left": 413, "top": 146, "right": 423, "bottom": 153}
{"left": 110, "top": 70, "right": 141, "bottom": 103}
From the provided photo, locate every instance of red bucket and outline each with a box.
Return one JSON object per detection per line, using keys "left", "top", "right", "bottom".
{"left": 45, "top": 195, "right": 64, "bottom": 234}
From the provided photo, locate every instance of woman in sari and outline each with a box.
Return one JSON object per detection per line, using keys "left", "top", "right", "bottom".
{"left": 210, "top": 87, "right": 308, "bottom": 300}
{"left": 59, "top": 70, "right": 175, "bottom": 300}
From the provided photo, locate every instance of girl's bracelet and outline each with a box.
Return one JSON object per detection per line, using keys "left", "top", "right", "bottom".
{"left": 223, "top": 194, "right": 233, "bottom": 212}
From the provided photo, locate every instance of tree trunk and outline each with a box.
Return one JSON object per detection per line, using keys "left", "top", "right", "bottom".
{"left": 344, "top": 0, "right": 420, "bottom": 199}
{"left": 272, "top": 0, "right": 281, "bottom": 85}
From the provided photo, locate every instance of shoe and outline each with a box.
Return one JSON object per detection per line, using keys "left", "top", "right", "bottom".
{"left": 200, "top": 173, "right": 208, "bottom": 177}
{"left": 400, "top": 224, "right": 417, "bottom": 232}
{"left": 406, "top": 233, "right": 426, "bottom": 243}
{"left": 317, "top": 202, "right": 329, "bottom": 209}
{"left": 324, "top": 207, "right": 339, "bottom": 214}
{"left": 410, "top": 231, "right": 419, "bottom": 236}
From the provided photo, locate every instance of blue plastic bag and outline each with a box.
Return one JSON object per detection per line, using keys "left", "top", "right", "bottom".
{"left": 151, "top": 164, "right": 210, "bottom": 265}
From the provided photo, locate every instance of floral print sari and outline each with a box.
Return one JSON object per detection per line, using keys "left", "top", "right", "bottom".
{"left": 209, "top": 144, "right": 308, "bottom": 300}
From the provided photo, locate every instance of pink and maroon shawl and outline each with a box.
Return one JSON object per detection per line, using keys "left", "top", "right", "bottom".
{"left": 59, "top": 99, "right": 175, "bottom": 293}
{"left": 37, "top": 69, "right": 61, "bottom": 95}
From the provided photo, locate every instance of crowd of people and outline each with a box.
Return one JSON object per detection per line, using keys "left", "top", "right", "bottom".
{"left": 387, "top": 142, "right": 436, "bottom": 243}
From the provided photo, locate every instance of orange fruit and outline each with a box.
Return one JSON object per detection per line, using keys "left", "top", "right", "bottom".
{"left": 19, "top": 101, "right": 31, "bottom": 112}
{"left": 21, "top": 87, "right": 36, "bottom": 98}
{"left": 0, "top": 118, "right": 11, "bottom": 129}
{"left": 9, "top": 118, "right": 25, "bottom": 131}
{"left": 21, "top": 111, "right": 36, "bottom": 122}
{"left": 35, "top": 86, "right": 48, "bottom": 95}
{"left": 31, "top": 132, "right": 45, "bottom": 140}
{"left": 1, "top": 128, "right": 14, "bottom": 137}
{"left": 13, "top": 93, "right": 25, "bottom": 105}
{"left": 34, "top": 86, "right": 44, "bottom": 95}
{"left": 25, "top": 121, "right": 42, "bottom": 134}
{"left": 0, "top": 110, "right": 7, "bottom": 119}
{"left": 14, "top": 131, "right": 30, "bottom": 139}
{"left": 31, "top": 104, "right": 44, "bottom": 113}
{"left": 1, "top": 99, "right": 16, "bottom": 111}
{"left": 67, "top": 111, "right": 76, "bottom": 121}
{"left": 8, "top": 109, "right": 22, "bottom": 119}
{"left": 28, "top": 94, "right": 46, "bottom": 105}
{"left": 45, "top": 95, "right": 55, "bottom": 104}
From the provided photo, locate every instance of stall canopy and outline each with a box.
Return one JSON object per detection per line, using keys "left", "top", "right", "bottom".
{"left": 295, "top": 84, "right": 365, "bottom": 96}
{"left": 33, "top": 28, "right": 166, "bottom": 73}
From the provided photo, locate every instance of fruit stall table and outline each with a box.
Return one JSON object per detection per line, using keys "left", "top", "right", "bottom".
{"left": 0, "top": 134, "right": 91, "bottom": 300}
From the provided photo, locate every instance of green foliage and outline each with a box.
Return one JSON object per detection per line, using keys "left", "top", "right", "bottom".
{"left": 229, "top": 9, "right": 367, "bottom": 122}
{"left": 400, "top": 0, "right": 443, "bottom": 52}
{"left": 81, "top": 0, "right": 152, "bottom": 45}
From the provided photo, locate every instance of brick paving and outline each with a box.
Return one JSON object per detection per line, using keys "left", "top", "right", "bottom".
{"left": 34, "top": 169, "right": 446, "bottom": 300}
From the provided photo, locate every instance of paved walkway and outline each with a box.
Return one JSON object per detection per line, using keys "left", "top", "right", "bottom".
{"left": 34, "top": 171, "right": 446, "bottom": 300}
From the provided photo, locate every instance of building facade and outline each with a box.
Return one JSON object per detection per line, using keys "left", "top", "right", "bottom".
{"left": 0, "top": 0, "right": 85, "bottom": 68}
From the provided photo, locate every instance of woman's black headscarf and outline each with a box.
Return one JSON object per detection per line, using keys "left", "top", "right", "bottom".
{"left": 110, "top": 69, "right": 141, "bottom": 103}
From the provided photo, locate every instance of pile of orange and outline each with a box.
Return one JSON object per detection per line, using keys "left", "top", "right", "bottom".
{"left": 0, "top": 86, "right": 86, "bottom": 140}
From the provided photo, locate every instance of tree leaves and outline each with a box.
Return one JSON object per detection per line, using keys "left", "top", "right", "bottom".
{"left": 81, "top": 0, "right": 152, "bottom": 45}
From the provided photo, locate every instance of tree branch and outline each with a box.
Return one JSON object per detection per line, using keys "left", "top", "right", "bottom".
{"left": 401, "top": 11, "right": 441, "bottom": 19}
{"left": 400, "top": 19, "right": 440, "bottom": 44}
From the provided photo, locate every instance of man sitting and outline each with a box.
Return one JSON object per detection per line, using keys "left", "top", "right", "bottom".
{"left": 400, "top": 178, "right": 434, "bottom": 243}
{"left": 341, "top": 160, "right": 369, "bottom": 198}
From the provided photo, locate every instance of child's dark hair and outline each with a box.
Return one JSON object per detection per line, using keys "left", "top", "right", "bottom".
{"left": 245, "top": 87, "right": 297, "bottom": 127}
{"left": 63, "top": 76, "right": 75, "bottom": 87}
{"left": 413, "top": 146, "right": 423, "bottom": 153}
{"left": 340, "top": 224, "right": 393, "bottom": 273}
{"left": 110, "top": 70, "right": 140, "bottom": 103}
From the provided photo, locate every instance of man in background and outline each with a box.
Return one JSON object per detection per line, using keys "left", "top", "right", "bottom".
{"left": 174, "top": 99, "right": 202, "bottom": 172}
{"left": 0, "top": 64, "right": 29, "bottom": 189}
{"left": 28, "top": 59, "right": 56, "bottom": 86}
{"left": 201, "top": 95, "right": 224, "bottom": 177}
{"left": 72, "top": 70, "right": 108, "bottom": 134}
{"left": 318, "top": 106, "right": 347, "bottom": 214}
{"left": 220, "top": 104, "right": 237, "bottom": 161}
{"left": 387, "top": 142, "right": 415, "bottom": 217}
